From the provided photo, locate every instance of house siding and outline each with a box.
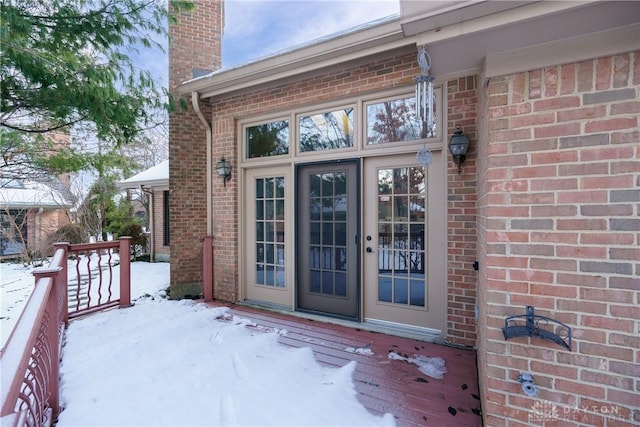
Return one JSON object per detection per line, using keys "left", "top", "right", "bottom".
{"left": 477, "top": 51, "right": 640, "bottom": 426}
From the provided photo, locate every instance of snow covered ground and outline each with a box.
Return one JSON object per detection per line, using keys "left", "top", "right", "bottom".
{"left": 0, "top": 261, "right": 395, "bottom": 426}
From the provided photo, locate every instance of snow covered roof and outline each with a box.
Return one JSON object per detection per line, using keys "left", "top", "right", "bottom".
{"left": 0, "top": 179, "right": 73, "bottom": 209}
{"left": 117, "top": 160, "right": 169, "bottom": 189}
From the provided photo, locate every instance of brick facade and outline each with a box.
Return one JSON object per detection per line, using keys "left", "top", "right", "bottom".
{"left": 447, "top": 76, "right": 479, "bottom": 346}
{"left": 171, "top": 44, "right": 479, "bottom": 346}
{"left": 477, "top": 51, "right": 640, "bottom": 426}
{"left": 169, "top": 4, "right": 638, "bottom": 425}
{"left": 152, "top": 189, "right": 170, "bottom": 261}
{"left": 25, "top": 208, "right": 71, "bottom": 255}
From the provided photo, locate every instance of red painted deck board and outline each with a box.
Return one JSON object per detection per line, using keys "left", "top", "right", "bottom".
{"left": 208, "top": 302, "right": 482, "bottom": 427}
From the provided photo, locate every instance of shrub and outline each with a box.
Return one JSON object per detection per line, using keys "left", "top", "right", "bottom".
{"left": 53, "top": 224, "right": 87, "bottom": 244}
{"left": 117, "top": 222, "right": 147, "bottom": 260}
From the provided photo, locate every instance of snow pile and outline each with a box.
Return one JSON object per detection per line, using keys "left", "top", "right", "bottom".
{"left": 56, "top": 294, "right": 395, "bottom": 426}
{"left": 388, "top": 351, "right": 448, "bottom": 379}
{"left": 3, "top": 262, "right": 395, "bottom": 426}
{"left": 345, "top": 345, "right": 375, "bottom": 356}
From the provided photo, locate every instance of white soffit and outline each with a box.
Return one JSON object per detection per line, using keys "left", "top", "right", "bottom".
{"left": 400, "top": 0, "right": 539, "bottom": 36}
{"left": 485, "top": 24, "right": 640, "bottom": 78}
{"left": 414, "top": 1, "right": 640, "bottom": 78}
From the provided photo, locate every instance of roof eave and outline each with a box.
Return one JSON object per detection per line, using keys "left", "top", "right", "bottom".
{"left": 1, "top": 202, "right": 72, "bottom": 209}
{"left": 116, "top": 179, "right": 168, "bottom": 190}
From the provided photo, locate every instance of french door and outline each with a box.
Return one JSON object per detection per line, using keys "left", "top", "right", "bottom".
{"left": 362, "top": 153, "right": 446, "bottom": 333}
{"left": 296, "top": 161, "right": 359, "bottom": 319}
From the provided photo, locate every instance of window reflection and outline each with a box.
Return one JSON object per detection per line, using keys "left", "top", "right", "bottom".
{"left": 299, "top": 108, "right": 354, "bottom": 152}
{"left": 246, "top": 121, "right": 289, "bottom": 158}
{"left": 308, "top": 171, "right": 349, "bottom": 298}
{"left": 255, "top": 177, "right": 286, "bottom": 288}
{"left": 376, "top": 166, "right": 427, "bottom": 307}
{"left": 366, "top": 94, "right": 437, "bottom": 145}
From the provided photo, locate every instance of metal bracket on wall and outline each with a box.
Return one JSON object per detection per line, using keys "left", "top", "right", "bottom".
{"left": 502, "top": 306, "right": 572, "bottom": 351}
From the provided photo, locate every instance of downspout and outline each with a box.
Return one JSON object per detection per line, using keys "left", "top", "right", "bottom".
{"left": 191, "top": 91, "right": 214, "bottom": 301}
{"left": 140, "top": 186, "right": 154, "bottom": 262}
{"left": 191, "top": 91, "right": 213, "bottom": 235}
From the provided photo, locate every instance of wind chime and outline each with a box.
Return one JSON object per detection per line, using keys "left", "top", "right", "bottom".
{"left": 415, "top": 46, "right": 434, "bottom": 168}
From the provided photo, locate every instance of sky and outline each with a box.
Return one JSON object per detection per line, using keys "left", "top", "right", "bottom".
{"left": 1, "top": 261, "right": 442, "bottom": 426}
{"left": 221, "top": 0, "right": 400, "bottom": 69}
{"left": 142, "top": 0, "right": 400, "bottom": 87}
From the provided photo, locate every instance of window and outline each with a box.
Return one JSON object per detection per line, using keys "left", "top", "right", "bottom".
{"left": 163, "top": 191, "right": 170, "bottom": 246}
{"left": 246, "top": 120, "right": 289, "bottom": 158}
{"left": 299, "top": 108, "right": 354, "bottom": 152}
{"left": 366, "top": 93, "right": 438, "bottom": 145}
{"left": 255, "top": 176, "right": 285, "bottom": 287}
{"left": 0, "top": 210, "right": 27, "bottom": 256}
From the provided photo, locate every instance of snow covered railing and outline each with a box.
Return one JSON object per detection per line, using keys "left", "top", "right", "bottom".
{"left": 0, "top": 238, "right": 133, "bottom": 427}
{"left": 0, "top": 246, "right": 67, "bottom": 427}
{"left": 66, "top": 237, "right": 132, "bottom": 320}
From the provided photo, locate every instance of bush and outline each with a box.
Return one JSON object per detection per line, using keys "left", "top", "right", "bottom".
{"left": 117, "top": 222, "right": 147, "bottom": 260}
{"left": 45, "top": 224, "right": 88, "bottom": 256}
{"left": 53, "top": 224, "right": 87, "bottom": 244}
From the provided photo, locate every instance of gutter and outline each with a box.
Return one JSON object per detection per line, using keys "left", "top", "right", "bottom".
{"left": 191, "top": 91, "right": 215, "bottom": 302}
{"left": 177, "top": 18, "right": 410, "bottom": 99}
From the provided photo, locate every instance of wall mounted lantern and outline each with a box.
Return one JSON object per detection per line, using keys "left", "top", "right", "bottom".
{"left": 414, "top": 46, "right": 435, "bottom": 138}
{"left": 448, "top": 125, "right": 470, "bottom": 174}
{"left": 216, "top": 157, "right": 232, "bottom": 187}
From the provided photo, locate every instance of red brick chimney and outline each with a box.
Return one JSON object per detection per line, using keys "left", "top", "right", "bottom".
{"left": 169, "top": 0, "right": 224, "bottom": 92}
{"left": 168, "top": 1, "right": 223, "bottom": 298}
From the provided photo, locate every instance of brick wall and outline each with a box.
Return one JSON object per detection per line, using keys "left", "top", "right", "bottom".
{"left": 153, "top": 189, "right": 169, "bottom": 261}
{"left": 188, "top": 49, "right": 479, "bottom": 345}
{"left": 168, "top": 0, "right": 222, "bottom": 297}
{"left": 447, "top": 76, "right": 479, "bottom": 347}
{"left": 478, "top": 51, "right": 639, "bottom": 426}
{"left": 25, "top": 208, "right": 71, "bottom": 255}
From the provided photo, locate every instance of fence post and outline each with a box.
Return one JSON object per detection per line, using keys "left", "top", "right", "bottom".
{"left": 54, "top": 242, "right": 69, "bottom": 326}
{"left": 202, "top": 235, "right": 214, "bottom": 301}
{"left": 32, "top": 267, "right": 63, "bottom": 421}
{"left": 119, "top": 237, "right": 132, "bottom": 308}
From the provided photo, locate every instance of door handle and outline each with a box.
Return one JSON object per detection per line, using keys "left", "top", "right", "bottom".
{"left": 366, "top": 247, "right": 374, "bottom": 253}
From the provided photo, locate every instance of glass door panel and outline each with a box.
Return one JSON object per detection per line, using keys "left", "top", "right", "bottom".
{"left": 243, "top": 167, "right": 292, "bottom": 308}
{"left": 363, "top": 154, "right": 446, "bottom": 333}
{"left": 297, "top": 161, "right": 358, "bottom": 319}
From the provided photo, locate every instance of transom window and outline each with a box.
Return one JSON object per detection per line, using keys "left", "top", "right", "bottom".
{"left": 299, "top": 108, "right": 354, "bottom": 152}
{"left": 242, "top": 87, "right": 443, "bottom": 161}
{"left": 246, "top": 120, "right": 289, "bottom": 158}
{"left": 366, "top": 93, "right": 439, "bottom": 145}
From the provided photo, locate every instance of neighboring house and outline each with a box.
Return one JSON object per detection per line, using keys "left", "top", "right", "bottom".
{"left": 169, "top": 1, "right": 638, "bottom": 425}
{"left": 117, "top": 160, "right": 170, "bottom": 262}
{"left": 0, "top": 179, "right": 72, "bottom": 259}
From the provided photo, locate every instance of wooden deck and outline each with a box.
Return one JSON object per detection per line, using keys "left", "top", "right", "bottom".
{"left": 207, "top": 302, "right": 482, "bottom": 427}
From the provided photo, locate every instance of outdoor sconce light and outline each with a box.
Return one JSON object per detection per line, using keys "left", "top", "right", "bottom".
{"left": 448, "top": 125, "right": 470, "bottom": 174}
{"left": 216, "top": 157, "right": 232, "bottom": 187}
